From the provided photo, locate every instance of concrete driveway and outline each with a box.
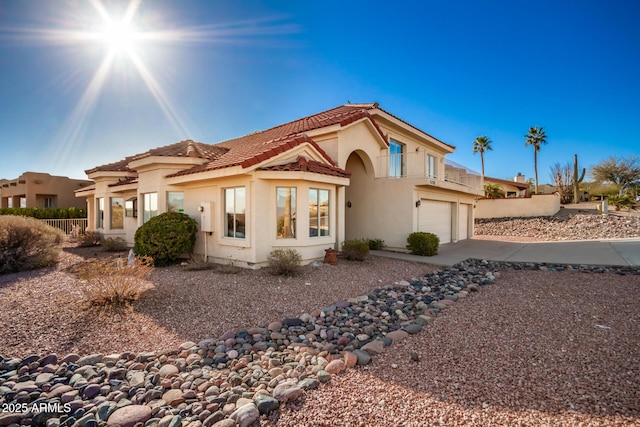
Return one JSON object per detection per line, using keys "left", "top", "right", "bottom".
{"left": 373, "top": 237, "right": 640, "bottom": 267}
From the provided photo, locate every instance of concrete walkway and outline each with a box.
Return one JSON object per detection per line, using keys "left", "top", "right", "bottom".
{"left": 372, "top": 237, "right": 640, "bottom": 267}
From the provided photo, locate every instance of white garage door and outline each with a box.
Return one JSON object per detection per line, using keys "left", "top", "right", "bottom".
{"left": 419, "top": 200, "right": 452, "bottom": 244}
{"left": 459, "top": 204, "right": 470, "bottom": 240}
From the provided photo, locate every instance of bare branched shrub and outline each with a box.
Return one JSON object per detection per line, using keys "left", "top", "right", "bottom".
{"left": 77, "top": 231, "right": 102, "bottom": 247}
{"left": 267, "top": 248, "right": 302, "bottom": 276}
{"left": 0, "top": 215, "right": 64, "bottom": 274}
{"left": 69, "top": 255, "right": 154, "bottom": 312}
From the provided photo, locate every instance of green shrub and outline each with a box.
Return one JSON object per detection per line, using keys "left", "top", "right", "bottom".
{"left": 0, "top": 215, "right": 64, "bottom": 274}
{"left": 134, "top": 212, "right": 197, "bottom": 266}
{"left": 407, "top": 232, "right": 440, "bottom": 256}
{"left": 607, "top": 193, "right": 637, "bottom": 211}
{"left": 101, "top": 236, "right": 128, "bottom": 252}
{"left": 367, "top": 238, "right": 384, "bottom": 250}
{"left": 341, "top": 239, "right": 370, "bottom": 261}
{"left": 0, "top": 207, "right": 86, "bottom": 219}
{"left": 78, "top": 231, "right": 102, "bottom": 247}
{"left": 267, "top": 248, "right": 302, "bottom": 276}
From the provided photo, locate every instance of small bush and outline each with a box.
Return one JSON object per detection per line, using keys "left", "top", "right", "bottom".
{"left": 267, "top": 248, "right": 302, "bottom": 276}
{"left": 134, "top": 212, "right": 198, "bottom": 266}
{"left": 607, "top": 194, "right": 637, "bottom": 211}
{"left": 407, "top": 232, "right": 440, "bottom": 256}
{"left": 78, "top": 231, "right": 102, "bottom": 247}
{"left": 101, "top": 237, "right": 128, "bottom": 252}
{"left": 341, "top": 239, "right": 370, "bottom": 261}
{"left": 367, "top": 238, "right": 384, "bottom": 250}
{"left": 70, "top": 255, "right": 154, "bottom": 312}
{"left": 0, "top": 215, "right": 64, "bottom": 274}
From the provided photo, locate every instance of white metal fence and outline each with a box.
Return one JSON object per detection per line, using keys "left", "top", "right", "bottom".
{"left": 40, "top": 218, "right": 88, "bottom": 235}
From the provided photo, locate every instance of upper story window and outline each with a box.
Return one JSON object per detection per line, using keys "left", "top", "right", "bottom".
{"left": 309, "top": 188, "right": 329, "bottom": 237}
{"left": 111, "top": 197, "right": 124, "bottom": 229}
{"left": 277, "top": 187, "right": 296, "bottom": 239}
{"left": 143, "top": 193, "right": 158, "bottom": 223}
{"left": 167, "top": 192, "right": 184, "bottom": 213}
{"left": 427, "top": 155, "right": 437, "bottom": 179}
{"left": 389, "top": 140, "right": 405, "bottom": 178}
{"left": 225, "top": 187, "right": 246, "bottom": 238}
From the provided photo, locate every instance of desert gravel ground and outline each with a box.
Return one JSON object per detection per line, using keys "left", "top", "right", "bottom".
{"left": 267, "top": 270, "right": 640, "bottom": 426}
{"left": 1, "top": 205, "right": 639, "bottom": 426}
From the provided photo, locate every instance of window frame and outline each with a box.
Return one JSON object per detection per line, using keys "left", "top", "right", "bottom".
{"left": 309, "top": 188, "right": 330, "bottom": 238}
{"left": 389, "top": 139, "right": 405, "bottom": 178}
{"left": 96, "top": 197, "right": 104, "bottom": 229}
{"left": 276, "top": 187, "right": 297, "bottom": 239}
{"left": 224, "top": 187, "right": 246, "bottom": 239}
{"left": 110, "top": 197, "right": 124, "bottom": 229}
{"left": 427, "top": 154, "right": 437, "bottom": 179}
{"left": 142, "top": 192, "right": 158, "bottom": 223}
{"left": 167, "top": 191, "right": 184, "bottom": 213}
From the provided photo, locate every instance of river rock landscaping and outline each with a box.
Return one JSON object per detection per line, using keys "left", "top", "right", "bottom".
{"left": 1, "top": 258, "right": 638, "bottom": 427}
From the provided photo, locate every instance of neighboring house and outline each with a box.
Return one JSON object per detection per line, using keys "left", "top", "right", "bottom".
{"left": 484, "top": 175, "right": 530, "bottom": 198}
{"left": 77, "top": 103, "right": 483, "bottom": 268}
{"left": 0, "top": 172, "right": 92, "bottom": 209}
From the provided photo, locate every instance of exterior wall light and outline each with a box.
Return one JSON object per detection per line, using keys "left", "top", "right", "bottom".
{"left": 415, "top": 200, "right": 421, "bottom": 208}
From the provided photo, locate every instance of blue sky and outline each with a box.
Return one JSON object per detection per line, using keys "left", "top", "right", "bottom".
{"left": 0, "top": 0, "right": 638, "bottom": 184}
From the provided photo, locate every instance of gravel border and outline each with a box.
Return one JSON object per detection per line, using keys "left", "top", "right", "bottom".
{"left": 1, "top": 238, "right": 639, "bottom": 426}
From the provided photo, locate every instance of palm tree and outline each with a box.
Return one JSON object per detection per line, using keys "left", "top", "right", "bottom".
{"left": 472, "top": 135, "right": 492, "bottom": 178}
{"left": 524, "top": 126, "right": 547, "bottom": 194}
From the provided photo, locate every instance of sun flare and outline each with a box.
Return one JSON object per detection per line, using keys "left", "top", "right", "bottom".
{"left": 100, "top": 22, "right": 138, "bottom": 54}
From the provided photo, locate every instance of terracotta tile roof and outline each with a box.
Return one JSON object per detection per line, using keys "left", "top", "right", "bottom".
{"left": 85, "top": 158, "right": 132, "bottom": 174}
{"left": 485, "top": 176, "right": 530, "bottom": 190}
{"left": 87, "top": 140, "right": 226, "bottom": 174}
{"left": 129, "top": 139, "right": 227, "bottom": 161}
{"left": 167, "top": 104, "right": 386, "bottom": 178}
{"left": 259, "top": 156, "right": 352, "bottom": 178}
{"left": 108, "top": 176, "right": 139, "bottom": 187}
{"left": 87, "top": 103, "right": 449, "bottom": 180}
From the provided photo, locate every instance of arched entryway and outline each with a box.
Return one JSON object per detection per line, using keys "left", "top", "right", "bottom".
{"left": 344, "top": 150, "right": 375, "bottom": 241}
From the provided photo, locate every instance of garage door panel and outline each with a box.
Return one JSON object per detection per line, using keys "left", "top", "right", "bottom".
{"left": 459, "top": 204, "right": 469, "bottom": 240}
{"left": 419, "top": 200, "right": 451, "bottom": 244}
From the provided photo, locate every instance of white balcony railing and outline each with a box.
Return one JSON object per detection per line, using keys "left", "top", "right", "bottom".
{"left": 376, "top": 152, "right": 482, "bottom": 190}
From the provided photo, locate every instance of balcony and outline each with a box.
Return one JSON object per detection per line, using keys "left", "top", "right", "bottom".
{"left": 376, "top": 152, "right": 482, "bottom": 194}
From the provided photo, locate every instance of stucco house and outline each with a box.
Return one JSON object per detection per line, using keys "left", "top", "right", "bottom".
{"left": 484, "top": 174, "right": 530, "bottom": 198}
{"left": 1, "top": 172, "right": 92, "bottom": 209}
{"left": 77, "top": 103, "right": 482, "bottom": 268}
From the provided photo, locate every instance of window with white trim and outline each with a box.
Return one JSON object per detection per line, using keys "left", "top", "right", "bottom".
{"left": 143, "top": 193, "right": 158, "bottom": 223}
{"left": 224, "top": 187, "right": 246, "bottom": 238}
{"left": 111, "top": 197, "right": 124, "bottom": 229}
{"left": 309, "top": 188, "right": 329, "bottom": 237}
{"left": 389, "top": 140, "right": 405, "bottom": 178}
{"left": 96, "top": 198, "right": 104, "bottom": 229}
{"left": 427, "top": 155, "right": 437, "bottom": 179}
{"left": 277, "top": 187, "right": 296, "bottom": 239}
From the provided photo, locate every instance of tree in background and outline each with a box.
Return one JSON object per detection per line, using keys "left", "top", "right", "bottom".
{"left": 524, "top": 126, "right": 547, "bottom": 194}
{"left": 472, "top": 135, "right": 492, "bottom": 177}
{"left": 590, "top": 156, "right": 640, "bottom": 195}
{"left": 549, "top": 162, "right": 573, "bottom": 203}
{"left": 483, "top": 183, "right": 505, "bottom": 199}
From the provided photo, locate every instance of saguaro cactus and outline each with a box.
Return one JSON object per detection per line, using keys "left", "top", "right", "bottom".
{"left": 573, "top": 154, "right": 586, "bottom": 203}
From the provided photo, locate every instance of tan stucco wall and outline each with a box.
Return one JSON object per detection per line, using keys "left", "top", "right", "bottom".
{"left": 0, "top": 172, "right": 92, "bottom": 209}
{"left": 476, "top": 194, "right": 561, "bottom": 218}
